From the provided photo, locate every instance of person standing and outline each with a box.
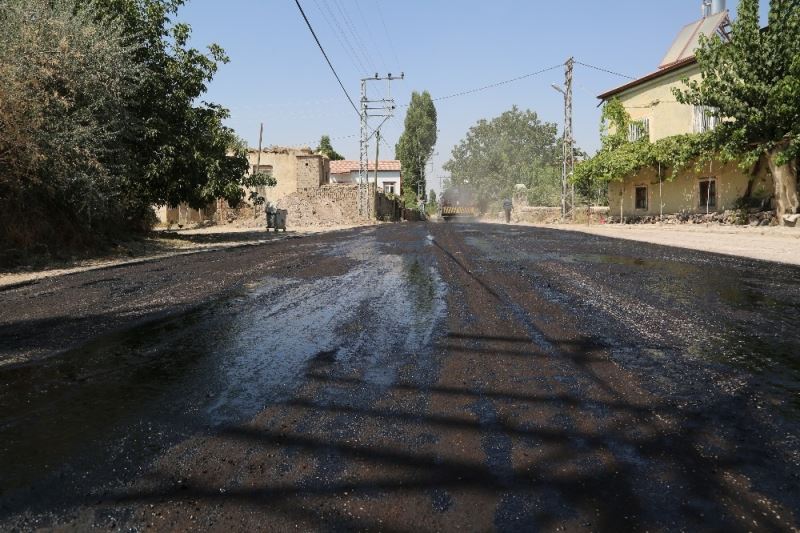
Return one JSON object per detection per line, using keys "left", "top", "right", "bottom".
{"left": 502, "top": 198, "right": 513, "bottom": 223}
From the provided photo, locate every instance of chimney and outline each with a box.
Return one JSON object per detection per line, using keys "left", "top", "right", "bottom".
{"left": 703, "top": 0, "right": 726, "bottom": 17}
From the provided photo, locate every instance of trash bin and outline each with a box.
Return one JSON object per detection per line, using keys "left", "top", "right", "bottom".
{"left": 274, "top": 209, "right": 287, "bottom": 232}
{"left": 266, "top": 206, "right": 277, "bottom": 231}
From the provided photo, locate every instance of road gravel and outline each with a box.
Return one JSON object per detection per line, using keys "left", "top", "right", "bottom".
{"left": 1, "top": 222, "right": 798, "bottom": 531}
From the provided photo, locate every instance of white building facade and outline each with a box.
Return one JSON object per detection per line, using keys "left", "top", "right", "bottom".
{"left": 329, "top": 160, "right": 402, "bottom": 195}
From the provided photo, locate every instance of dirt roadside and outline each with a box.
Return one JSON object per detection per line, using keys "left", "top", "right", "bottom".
{"left": 521, "top": 222, "right": 800, "bottom": 266}
{"left": 0, "top": 223, "right": 371, "bottom": 289}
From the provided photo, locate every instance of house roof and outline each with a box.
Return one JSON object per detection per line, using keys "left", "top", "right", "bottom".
{"left": 598, "top": 10, "right": 730, "bottom": 101}
{"left": 330, "top": 160, "right": 402, "bottom": 174}
{"left": 247, "top": 146, "right": 314, "bottom": 155}
{"left": 597, "top": 57, "right": 698, "bottom": 101}
{"left": 660, "top": 11, "right": 729, "bottom": 69}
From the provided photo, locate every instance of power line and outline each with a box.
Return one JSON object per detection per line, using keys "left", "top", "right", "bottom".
{"left": 330, "top": 0, "right": 378, "bottom": 75}
{"left": 353, "top": 0, "right": 389, "bottom": 74}
{"left": 574, "top": 60, "right": 635, "bottom": 80}
{"left": 398, "top": 63, "right": 564, "bottom": 107}
{"left": 293, "top": 0, "right": 360, "bottom": 116}
{"left": 373, "top": 0, "right": 401, "bottom": 71}
{"left": 311, "top": 0, "right": 370, "bottom": 76}
{"left": 329, "top": 0, "right": 386, "bottom": 98}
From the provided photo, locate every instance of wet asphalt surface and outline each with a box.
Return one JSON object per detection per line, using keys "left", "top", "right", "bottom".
{"left": 1, "top": 221, "right": 799, "bottom": 531}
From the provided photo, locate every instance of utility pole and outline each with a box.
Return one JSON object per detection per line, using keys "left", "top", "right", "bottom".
{"left": 374, "top": 130, "right": 380, "bottom": 219}
{"left": 566, "top": 57, "right": 575, "bottom": 218}
{"left": 359, "top": 73, "right": 403, "bottom": 218}
{"left": 359, "top": 80, "right": 369, "bottom": 217}
{"left": 256, "top": 122, "right": 264, "bottom": 172}
{"left": 551, "top": 57, "right": 574, "bottom": 220}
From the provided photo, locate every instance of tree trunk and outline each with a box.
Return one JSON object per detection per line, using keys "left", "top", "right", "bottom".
{"left": 766, "top": 149, "right": 799, "bottom": 225}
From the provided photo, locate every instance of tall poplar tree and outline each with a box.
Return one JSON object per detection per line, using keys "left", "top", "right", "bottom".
{"left": 395, "top": 91, "right": 437, "bottom": 206}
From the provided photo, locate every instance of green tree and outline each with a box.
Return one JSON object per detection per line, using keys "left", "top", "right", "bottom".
{"left": 674, "top": 0, "right": 800, "bottom": 222}
{"left": 0, "top": 0, "right": 141, "bottom": 251}
{"left": 0, "top": 0, "right": 266, "bottom": 259}
{"left": 425, "top": 189, "right": 438, "bottom": 215}
{"left": 87, "top": 0, "right": 257, "bottom": 209}
{"left": 444, "top": 106, "right": 561, "bottom": 205}
{"left": 396, "top": 91, "right": 437, "bottom": 207}
{"left": 316, "top": 135, "right": 345, "bottom": 160}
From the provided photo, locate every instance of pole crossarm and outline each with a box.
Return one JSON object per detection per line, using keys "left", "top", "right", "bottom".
{"left": 358, "top": 74, "right": 403, "bottom": 217}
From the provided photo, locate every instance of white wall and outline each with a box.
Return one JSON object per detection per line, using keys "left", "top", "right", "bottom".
{"left": 331, "top": 170, "right": 401, "bottom": 193}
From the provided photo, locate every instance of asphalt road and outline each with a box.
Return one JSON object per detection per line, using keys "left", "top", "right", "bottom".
{"left": 1, "top": 221, "right": 799, "bottom": 531}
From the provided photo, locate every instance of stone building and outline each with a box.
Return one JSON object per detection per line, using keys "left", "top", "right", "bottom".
{"left": 246, "top": 147, "right": 330, "bottom": 206}
{"left": 155, "top": 147, "right": 330, "bottom": 226}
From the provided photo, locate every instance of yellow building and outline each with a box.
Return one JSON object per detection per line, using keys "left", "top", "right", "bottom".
{"left": 598, "top": 2, "right": 773, "bottom": 220}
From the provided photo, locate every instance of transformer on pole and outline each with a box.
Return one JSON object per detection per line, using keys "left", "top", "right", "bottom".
{"left": 358, "top": 80, "right": 369, "bottom": 217}
{"left": 358, "top": 73, "right": 403, "bottom": 218}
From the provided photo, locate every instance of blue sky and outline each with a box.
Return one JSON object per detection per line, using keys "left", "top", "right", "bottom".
{"left": 180, "top": 0, "right": 766, "bottom": 193}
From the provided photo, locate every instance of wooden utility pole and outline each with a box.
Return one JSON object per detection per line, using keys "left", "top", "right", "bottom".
{"left": 255, "top": 122, "right": 264, "bottom": 217}
{"left": 256, "top": 122, "right": 264, "bottom": 171}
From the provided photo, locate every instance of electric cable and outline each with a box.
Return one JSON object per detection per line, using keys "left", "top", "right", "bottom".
{"left": 293, "top": 0, "right": 360, "bottom": 116}
{"left": 574, "top": 60, "right": 635, "bottom": 80}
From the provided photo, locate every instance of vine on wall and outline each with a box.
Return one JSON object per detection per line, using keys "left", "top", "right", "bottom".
{"left": 574, "top": 99, "right": 717, "bottom": 190}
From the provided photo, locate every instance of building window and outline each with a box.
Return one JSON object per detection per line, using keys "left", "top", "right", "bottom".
{"left": 693, "top": 106, "right": 719, "bottom": 133}
{"left": 252, "top": 164, "right": 273, "bottom": 175}
{"left": 383, "top": 182, "right": 396, "bottom": 195}
{"left": 635, "top": 186, "right": 648, "bottom": 210}
{"left": 699, "top": 179, "right": 717, "bottom": 209}
{"left": 628, "top": 118, "right": 650, "bottom": 142}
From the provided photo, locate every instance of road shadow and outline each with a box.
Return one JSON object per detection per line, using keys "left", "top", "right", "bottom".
{"left": 2, "top": 221, "right": 798, "bottom": 530}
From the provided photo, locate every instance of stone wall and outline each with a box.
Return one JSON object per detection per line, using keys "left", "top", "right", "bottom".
{"left": 295, "top": 155, "right": 328, "bottom": 191}
{"left": 375, "top": 191, "right": 403, "bottom": 221}
{"left": 275, "top": 185, "right": 368, "bottom": 228}
{"left": 155, "top": 203, "right": 215, "bottom": 227}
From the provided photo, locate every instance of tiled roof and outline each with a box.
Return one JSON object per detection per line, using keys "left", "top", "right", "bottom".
{"left": 330, "top": 160, "right": 401, "bottom": 174}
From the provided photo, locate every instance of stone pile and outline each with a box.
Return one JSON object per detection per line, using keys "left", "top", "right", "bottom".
{"left": 608, "top": 210, "right": 776, "bottom": 226}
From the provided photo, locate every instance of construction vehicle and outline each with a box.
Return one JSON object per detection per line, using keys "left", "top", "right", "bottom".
{"left": 440, "top": 186, "right": 479, "bottom": 219}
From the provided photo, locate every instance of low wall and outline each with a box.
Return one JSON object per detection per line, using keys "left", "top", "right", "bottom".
{"left": 375, "top": 192, "right": 403, "bottom": 221}
{"left": 492, "top": 206, "right": 609, "bottom": 224}
{"left": 493, "top": 206, "right": 561, "bottom": 224}
{"left": 155, "top": 203, "right": 216, "bottom": 227}
{"left": 209, "top": 185, "right": 416, "bottom": 228}
{"left": 276, "top": 185, "right": 371, "bottom": 227}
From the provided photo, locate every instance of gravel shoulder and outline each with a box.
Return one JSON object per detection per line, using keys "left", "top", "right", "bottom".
{"left": 530, "top": 222, "right": 800, "bottom": 265}
{"left": 0, "top": 223, "right": 369, "bottom": 289}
